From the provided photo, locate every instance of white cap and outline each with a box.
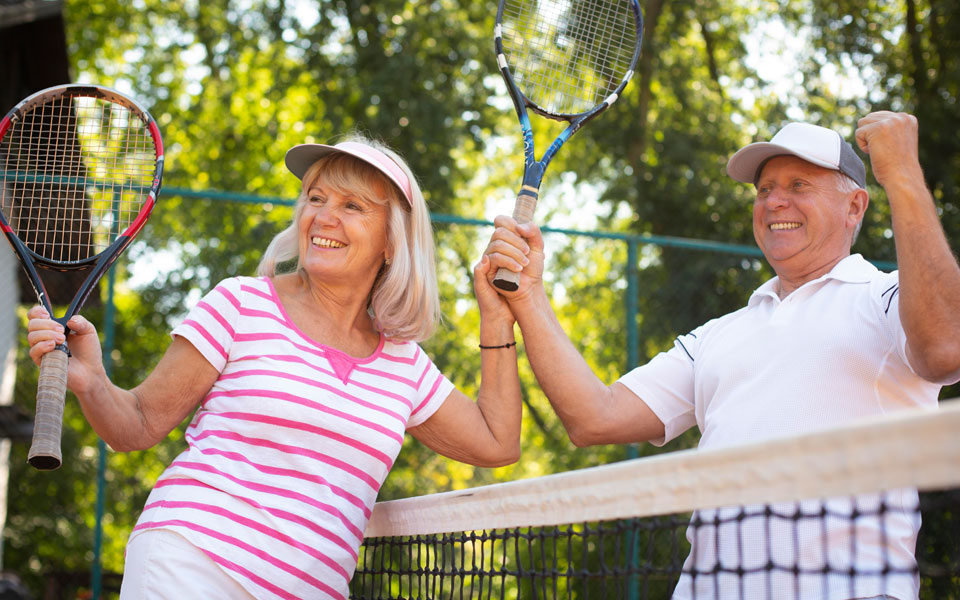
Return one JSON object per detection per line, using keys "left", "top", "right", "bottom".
{"left": 726, "top": 122, "right": 866, "bottom": 188}
{"left": 285, "top": 141, "right": 413, "bottom": 205}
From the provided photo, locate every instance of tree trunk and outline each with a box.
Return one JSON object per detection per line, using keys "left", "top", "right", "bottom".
{"left": 630, "top": 0, "right": 665, "bottom": 172}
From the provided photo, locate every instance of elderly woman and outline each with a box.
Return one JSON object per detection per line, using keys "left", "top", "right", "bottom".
{"left": 26, "top": 135, "right": 523, "bottom": 600}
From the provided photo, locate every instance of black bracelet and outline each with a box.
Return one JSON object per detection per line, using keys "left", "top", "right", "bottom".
{"left": 479, "top": 341, "right": 517, "bottom": 349}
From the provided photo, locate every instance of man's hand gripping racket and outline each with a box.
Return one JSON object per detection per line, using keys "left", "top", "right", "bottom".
{"left": 492, "top": 0, "right": 643, "bottom": 290}
{"left": 0, "top": 84, "right": 163, "bottom": 470}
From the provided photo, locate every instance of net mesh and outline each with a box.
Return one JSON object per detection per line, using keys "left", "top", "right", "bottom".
{"left": 499, "top": 0, "right": 640, "bottom": 115}
{"left": 0, "top": 90, "right": 157, "bottom": 264}
{"left": 351, "top": 401, "right": 960, "bottom": 599}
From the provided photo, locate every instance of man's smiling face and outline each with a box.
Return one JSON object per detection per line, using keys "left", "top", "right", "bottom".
{"left": 752, "top": 155, "right": 863, "bottom": 284}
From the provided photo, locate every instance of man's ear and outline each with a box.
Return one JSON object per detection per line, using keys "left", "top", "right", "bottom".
{"left": 848, "top": 188, "right": 869, "bottom": 227}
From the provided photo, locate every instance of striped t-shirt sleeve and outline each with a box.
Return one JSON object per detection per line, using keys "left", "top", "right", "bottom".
{"left": 406, "top": 345, "right": 455, "bottom": 429}
{"left": 171, "top": 278, "right": 242, "bottom": 373}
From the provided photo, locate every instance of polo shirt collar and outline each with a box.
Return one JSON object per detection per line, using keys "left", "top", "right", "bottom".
{"left": 749, "top": 254, "right": 878, "bottom": 306}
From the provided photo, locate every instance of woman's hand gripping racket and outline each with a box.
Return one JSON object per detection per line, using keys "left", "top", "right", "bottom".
{"left": 493, "top": 0, "right": 643, "bottom": 290}
{"left": 0, "top": 84, "right": 163, "bottom": 470}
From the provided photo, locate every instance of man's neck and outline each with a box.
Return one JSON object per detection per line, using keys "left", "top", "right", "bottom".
{"left": 775, "top": 254, "right": 850, "bottom": 299}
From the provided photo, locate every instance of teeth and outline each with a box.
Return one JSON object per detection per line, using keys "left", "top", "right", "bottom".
{"left": 770, "top": 222, "right": 801, "bottom": 231}
{"left": 312, "top": 237, "right": 346, "bottom": 248}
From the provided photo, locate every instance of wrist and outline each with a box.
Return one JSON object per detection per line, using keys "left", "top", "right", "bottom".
{"left": 479, "top": 322, "right": 516, "bottom": 349}
{"left": 878, "top": 166, "right": 926, "bottom": 196}
{"left": 479, "top": 340, "right": 517, "bottom": 349}
{"left": 509, "top": 285, "right": 550, "bottom": 317}
{"left": 73, "top": 365, "right": 109, "bottom": 400}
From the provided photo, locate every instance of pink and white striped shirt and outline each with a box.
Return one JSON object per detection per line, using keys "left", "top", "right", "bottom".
{"left": 129, "top": 276, "right": 453, "bottom": 599}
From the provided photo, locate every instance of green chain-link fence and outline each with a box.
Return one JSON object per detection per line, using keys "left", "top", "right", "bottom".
{"left": 3, "top": 188, "right": 899, "bottom": 599}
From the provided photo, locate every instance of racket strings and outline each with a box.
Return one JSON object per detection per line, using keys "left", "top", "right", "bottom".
{"left": 0, "top": 93, "right": 156, "bottom": 264}
{"left": 502, "top": 0, "right": 639, "bottom": 115}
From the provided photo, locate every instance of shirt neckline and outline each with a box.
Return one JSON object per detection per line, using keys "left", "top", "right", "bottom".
{"left": 750, "top": 254, "right": 878, "bottom": 306}
{"left": 262, "top": 275, "right": 385, "bottom": 364}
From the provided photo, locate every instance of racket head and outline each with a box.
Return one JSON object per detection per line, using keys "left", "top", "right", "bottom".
{"left": 496, "top": 0, "right": 644, "bottom": 120}
{"left": 0, "top": 84, "right": 164, "bottom": 273}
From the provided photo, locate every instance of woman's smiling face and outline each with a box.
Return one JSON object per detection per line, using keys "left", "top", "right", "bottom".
{"left": 297, "top": 179, "right": 391, "bottom": 285}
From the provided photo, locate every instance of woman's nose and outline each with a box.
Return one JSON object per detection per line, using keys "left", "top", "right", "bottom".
{"left": 313, "top": 204, "right": 339, "bottom": 225}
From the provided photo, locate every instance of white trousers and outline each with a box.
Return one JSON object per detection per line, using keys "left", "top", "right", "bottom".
{"left": 119, "top": 529, "right": 256, "bottom": 600}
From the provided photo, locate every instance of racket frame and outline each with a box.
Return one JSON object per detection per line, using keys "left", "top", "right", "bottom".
{"left": 492, "top": 0, "right": 643, "bottom": 290}
{"left": 0, "top": 84, "right": 163, "bottom": 469}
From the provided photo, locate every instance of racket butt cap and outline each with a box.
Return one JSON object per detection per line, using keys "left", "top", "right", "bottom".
{"left": 27, "top": 454, "right": 62, "bottom": 471}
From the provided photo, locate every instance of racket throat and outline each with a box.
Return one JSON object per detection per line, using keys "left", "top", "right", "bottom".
{"left": 52, "top": 323, "right": 72, "bottom": 357}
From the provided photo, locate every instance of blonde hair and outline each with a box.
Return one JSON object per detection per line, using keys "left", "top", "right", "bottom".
{"left": 258, "top": 135, "right": 440, "bottom": 342}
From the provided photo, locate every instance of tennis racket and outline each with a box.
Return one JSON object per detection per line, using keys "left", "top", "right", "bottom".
{"left": 493, "top": 0, "right": 644, "bottom": 290}
{"left": 0, "top": 84, "right": 163, "bottom": 470}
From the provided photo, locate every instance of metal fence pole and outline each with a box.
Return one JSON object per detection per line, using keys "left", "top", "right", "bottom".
{"left": 92, "top": 200, "right": 120, "bottom": 599}
{"left": 626, "top": 239, "right": 639, "bottom": 374}
{"left": 625, "top": 239, "right": 641, "bottom": 600}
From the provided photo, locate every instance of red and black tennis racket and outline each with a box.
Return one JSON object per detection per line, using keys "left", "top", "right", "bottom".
{"left": 493, "top": 0, "right": 643, "bottom": 290}
{"left": 0, "top": 84, "right": 163, "bottom": 470}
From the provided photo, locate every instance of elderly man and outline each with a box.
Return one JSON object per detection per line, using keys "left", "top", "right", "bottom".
{"left": 483, "top": 111, "right": 960, "bottom": 599}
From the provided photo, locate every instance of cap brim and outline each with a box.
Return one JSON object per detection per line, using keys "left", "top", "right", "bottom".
{"left": 284, "top": 142, "right": 414, "bottom": 205}
{"left": 285, "top": 144, "right": 339, "bottom": 180}
{"left": 726, "top": 142, "right": 837, "bottom": 184}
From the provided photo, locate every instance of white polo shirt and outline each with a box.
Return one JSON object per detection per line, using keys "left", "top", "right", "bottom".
{"left": 618, "top": 254, "right": 948, "bottom": 600}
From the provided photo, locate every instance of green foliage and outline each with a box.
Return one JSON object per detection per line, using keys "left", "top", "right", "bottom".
{"left": 5, "top": 0, "right": 960, "bottom": 596}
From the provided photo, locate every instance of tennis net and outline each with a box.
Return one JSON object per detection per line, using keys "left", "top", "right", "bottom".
{"left": 351, "top": 400, "right": 960, "bottom": 599}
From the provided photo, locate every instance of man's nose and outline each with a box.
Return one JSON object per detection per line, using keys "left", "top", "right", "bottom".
{"left": 760, "top": 188, "right": 789, "bottom": 210}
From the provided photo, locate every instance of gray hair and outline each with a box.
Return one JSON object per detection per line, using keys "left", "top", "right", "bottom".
{"left": 835, "top": 171, "right": 866, "bottom": 245}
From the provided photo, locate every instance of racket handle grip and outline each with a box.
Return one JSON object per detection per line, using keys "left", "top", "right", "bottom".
{"left": 493, "top": 188, "right": 539, "bottom": 291}
{"left": 28, "top": 345, "right": 69, "bottom": 471}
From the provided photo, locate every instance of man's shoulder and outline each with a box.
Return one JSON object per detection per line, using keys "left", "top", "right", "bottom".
{"left": 678, "top": 304, "right": 753, "bottom": 342}
{"left": 833, "top": 254, "right": 898, "bottom": 286}
{"left": 831, "top": 256, "right": 900, "bottom": 306}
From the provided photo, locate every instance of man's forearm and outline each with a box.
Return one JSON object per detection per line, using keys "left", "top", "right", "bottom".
{"left": 889, "top": 176, "right": 960, "bottom": 381}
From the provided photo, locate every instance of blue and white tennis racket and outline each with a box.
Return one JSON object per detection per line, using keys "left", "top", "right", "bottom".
{"left": 492, "top": 0, "right": 644, "bottom": 290}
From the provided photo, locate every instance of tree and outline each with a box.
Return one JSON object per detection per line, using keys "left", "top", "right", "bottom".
{"left": 5, "top": 0, "right": 960, "bottom": 597}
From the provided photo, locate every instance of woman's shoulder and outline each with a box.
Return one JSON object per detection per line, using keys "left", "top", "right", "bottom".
{"left": 211, "top": 274, "right": 273, "bottom": 292}
{"left": 203, "top": 275, "right": 276, "bottom": 308}
{"left": 378, "top": 337, "right": 429, "bottom": 363}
